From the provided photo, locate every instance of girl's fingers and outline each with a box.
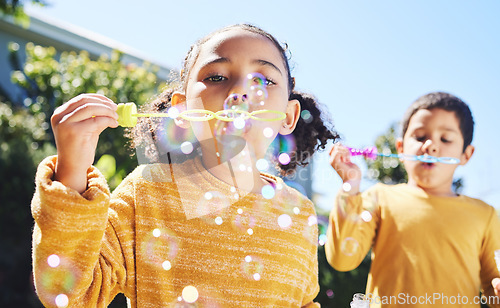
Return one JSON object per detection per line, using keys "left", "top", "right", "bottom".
{"left": 58, "top": 103, "right": 118, "bottom": 124}
{"left": 52, "top": 94, "right": 117, "bottom": 124}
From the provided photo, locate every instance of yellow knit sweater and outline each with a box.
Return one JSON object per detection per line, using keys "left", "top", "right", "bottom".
{"left": 32, "top": 156, "right": 320, "bottom": 307}
{"left": 326, "top": 183, "right": 500, "bottom": 308}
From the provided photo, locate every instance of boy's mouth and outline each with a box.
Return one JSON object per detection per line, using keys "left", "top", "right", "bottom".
{"left": 421, "top": 162, "right": 435, "bottom": 169}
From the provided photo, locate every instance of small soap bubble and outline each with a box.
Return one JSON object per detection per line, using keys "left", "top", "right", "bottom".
{"left": 300, "top": 110, "right": 313, "bottom": 123}
{"left": 256, "top": 159, "right": 269, "bottom": 172}
{"left": 278, "top": 214, "right": 292, "bottom": 229}
{"left": 180, "top": 141, "right": 194, "bottom": 154}
{"left": 247, "top": 228, "right": 254, "bottom": 235}
{"left": 318, "top": 234, "right": 328, "bottom": 246}
{"left": 293, "top": 207, "right": 300, "bottom": 215}
{"left": 232, "top": 209, "right": 256, "bottom": 233}
{"left": 278, "top": 153, "right": 291, "bottom": 165}
{"left": 215, "top": 217, "right": 223, "bottom": 225}
{"left": 342, "top": 182, "right": 352, "bottom": 192}
{"left": 261, "top": 185, "right": 275, "bottom": 199}
{"left": 308, "top": 215, "right": 318, "bottom": 226}
{"left": 242, "top": 255, "right": 264, "bottom": 281}
{"left": 47, "top": 254, "right": 60, "bottom": 268}
{"left": 39, "top": 256, "right": 79, "bottom": 304}
{"left": 245, "top": 73, "right": 268, "bottom": 105}
{"left": 162, "top": 261, "right": 172, "bottom": 271}
{"left": 142, "top": 228, "right": 179, "bottom": 268}
{"left": 341, "top": 237, "right": 359, "bottom": 256}
{"left": 361, "top": 210, "right": 372, "bottom": 222}
{"left": 263, "top": 127, "right": 274, "bottom": 138}
{"left": 197, "top": 191, "right": 230, "bottom": 225}
{"left": 182, "top": 285, "right": 199, "bottom": 303}
{"left": 326, "top": 289, "right": 334, "bottom": 298}
{"left": 233, "top": 117, "right": 246, "bottom": 130}
{"left": 55, "top": 294, "right": 69, "bottom": 307}
{"left": 168, "top": 106, "right": 180, "bottom": 118}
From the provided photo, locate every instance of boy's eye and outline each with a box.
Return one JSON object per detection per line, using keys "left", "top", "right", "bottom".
{"left": 204, "top": 75, "right": 227, "bottom": 82}
{"left": 415, "top": 135, "right": 426, "bottom": 142}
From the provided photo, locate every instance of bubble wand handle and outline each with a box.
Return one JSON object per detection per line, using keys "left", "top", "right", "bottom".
{"left": 346, "top": 146, "right": 460, "bottom": 165}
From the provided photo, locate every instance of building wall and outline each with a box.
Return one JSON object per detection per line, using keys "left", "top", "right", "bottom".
{"left": 0, "top": 13, "right": 172, "bottom": 103}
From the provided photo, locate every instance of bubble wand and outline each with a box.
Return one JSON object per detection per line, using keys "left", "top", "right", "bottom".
{"left": 347, "top": 146, "right": 461, "bottom": 165}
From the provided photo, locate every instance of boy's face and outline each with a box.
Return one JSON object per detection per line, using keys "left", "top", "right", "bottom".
{"left": 396, "top": 108, "right": 474, "bottom": 196}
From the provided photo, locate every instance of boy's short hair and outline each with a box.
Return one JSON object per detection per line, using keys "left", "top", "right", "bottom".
{"left": 400, "top": 92, "right": 474, "bottom": 151}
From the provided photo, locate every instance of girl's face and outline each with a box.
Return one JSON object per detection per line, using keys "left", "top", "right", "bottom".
{"left": 177, "top": 28, "right": 298, "bottom": 159}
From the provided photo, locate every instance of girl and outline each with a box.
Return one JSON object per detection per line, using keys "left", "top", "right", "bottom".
{"left": 32, "top": 24, "right": 339, "bottom": 307}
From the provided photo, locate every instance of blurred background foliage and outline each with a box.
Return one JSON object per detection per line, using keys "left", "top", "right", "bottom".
{"left": 1, "top": 40, "right": 164, "bottom": 306}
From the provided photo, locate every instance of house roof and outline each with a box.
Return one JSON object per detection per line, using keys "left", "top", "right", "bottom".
{"left": 0, "top": 11, "right": 173, "bottom": 80}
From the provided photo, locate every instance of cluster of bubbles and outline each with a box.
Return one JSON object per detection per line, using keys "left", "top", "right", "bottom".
{"left": 38, "top": 254, "right": 79, "bottom": 308}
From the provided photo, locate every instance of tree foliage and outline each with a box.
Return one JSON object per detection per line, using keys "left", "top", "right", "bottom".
{"left": 1, "top": 43, "right": 166, "bottom": 307}
{"left": 0, "top": 0, "right": 47, "bottom": 26}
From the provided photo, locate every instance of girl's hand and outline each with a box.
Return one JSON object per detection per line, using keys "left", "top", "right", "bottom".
{"left": 329, "top": 143, "right": 362, "bottom": 194}
{"left": 51, "top": 94, "right": 119, "bottom": 193}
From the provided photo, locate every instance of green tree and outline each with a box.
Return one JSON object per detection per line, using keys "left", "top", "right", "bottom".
{"left": 0, "top": 0, "right": 47, "bottom": 26}
{"left": 2, "top": 42, "right": 167, "bottom": 307}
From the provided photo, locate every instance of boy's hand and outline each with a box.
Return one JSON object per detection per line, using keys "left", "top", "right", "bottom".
{"left": 51, "top": 94, "right": 118, "bottom": 193}
{"left": 329, "top": 143, "right": 362, "bottom": 195}
{"left": 492, "top": 278, "right": 500, "bottom": 296}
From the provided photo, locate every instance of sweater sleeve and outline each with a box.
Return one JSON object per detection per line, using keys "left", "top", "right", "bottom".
{"left": 479, "top": 206, "right": 500, "bottom": 308}
{"left": 302, "top": 205, "right": 321, "bottom": 308}
{"left": 325, "top": 187, "right": 380, "bottom": 272}
{"left": 31, "top": 156, "right": 136, "bottom": 307}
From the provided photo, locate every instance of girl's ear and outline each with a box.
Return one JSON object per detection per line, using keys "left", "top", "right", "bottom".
{"left": 171, "top": 91, "right": 190, "bottom": 128}
{"left": 279, "top": 99, "right": 301, "bottom": 135}
{"left": 171, "top": 91, "right": 186, "bottom": 106}
{"left": 460, "top": 144, "right": 475, "bottom": 165}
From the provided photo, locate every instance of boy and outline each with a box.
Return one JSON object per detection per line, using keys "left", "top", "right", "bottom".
{"left": 326, "top": 92, "right": 500, "bottom": 307}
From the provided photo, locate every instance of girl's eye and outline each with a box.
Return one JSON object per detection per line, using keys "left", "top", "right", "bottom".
{"left": 441, "top": 137, "right": 451, "bottom": 143}
{"left": 264, "top": 78, "right": 276, "bottom": 86}
{"left": 204, "top": 75, "right": 227, "bottom": 82}
{"left": 251, "top": 76, "right": 275, "bottom": 86}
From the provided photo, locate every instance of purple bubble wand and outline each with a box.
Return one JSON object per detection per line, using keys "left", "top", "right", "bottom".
{"left": 347, "top": 146, "right": 460, "bottom": 165}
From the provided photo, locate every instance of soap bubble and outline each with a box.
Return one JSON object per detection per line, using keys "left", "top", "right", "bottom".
{"left": 241, "top": 255, "right": 264, "bottom": 281}
{"left": 38, "top": 255, "right": 80, "bottom": 305}
{"left": 277, "top": 214, "right": 292, "bottom": 229}
{"left": 232, "top": 208, "right": 256, "bottom": 234}
{"left": 340, "top": 237, "right": 359, "bottom": 256}
{"left": 245, "top": 73, "right": 268, "bottom": 106}
{"left": 141, "top": 228, "right": 179, "bottom": 269}
{"left": 182, "top": 285, "right": 199, "bottom": 303}
{"left": 197, "top": 191, "right": 230, "bottom": 225}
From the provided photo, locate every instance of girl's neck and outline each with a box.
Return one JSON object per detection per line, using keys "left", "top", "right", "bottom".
{"left": 199, "top": 142, "right": 269, "bottom": 194}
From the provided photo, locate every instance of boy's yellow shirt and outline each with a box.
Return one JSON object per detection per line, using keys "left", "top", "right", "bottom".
{"left": 32, "top": 156, "right": 320, "bottom": 307}
{"left": 326, "top": 183, "right": 500, "bottom": 308}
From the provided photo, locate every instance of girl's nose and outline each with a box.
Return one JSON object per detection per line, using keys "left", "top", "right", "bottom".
{"left": 422, "top": 139, "right": 438, "bottom": 154}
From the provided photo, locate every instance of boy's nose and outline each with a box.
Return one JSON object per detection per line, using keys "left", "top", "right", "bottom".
{"left": 422, "top": 139, "right": 438, "bottom": 154}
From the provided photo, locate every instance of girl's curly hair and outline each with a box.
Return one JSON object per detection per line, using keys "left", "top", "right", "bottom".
{"left": 126, "top": 24, "right": 340, "bottom": 173}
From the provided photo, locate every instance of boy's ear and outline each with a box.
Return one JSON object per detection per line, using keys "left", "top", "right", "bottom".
{"left": 279, "top": 99, "right": 300, "bottom": 135}
{"left": 171, "top": 91, "right": 186, "bottom": 106}
{"left": 395, "top": 138, "right": 404, "bottom": 154}
{"left": 460, "top": 144, "right": 475, "bottom": 165}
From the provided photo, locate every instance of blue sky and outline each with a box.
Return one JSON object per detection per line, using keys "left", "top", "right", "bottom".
{"left": 26, "top": 0, "right": 500, "bottom": 210}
